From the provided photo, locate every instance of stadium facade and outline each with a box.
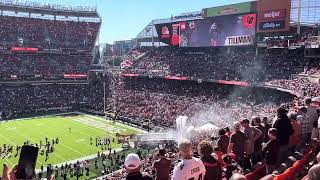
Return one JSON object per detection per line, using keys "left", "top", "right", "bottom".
{"left": 135, "top": 0, "right": 320, "bottom": 46}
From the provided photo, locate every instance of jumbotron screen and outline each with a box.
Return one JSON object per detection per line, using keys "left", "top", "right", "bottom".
{"left": 156, "top": 13, "right": 257, "bottom": 47}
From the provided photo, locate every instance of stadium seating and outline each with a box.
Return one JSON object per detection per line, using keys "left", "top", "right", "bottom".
{"left": 0, "top": 16, "right": 100, "bottom": 49}
{"left": 126, "top": 46, "right": 305, "bottom": 82}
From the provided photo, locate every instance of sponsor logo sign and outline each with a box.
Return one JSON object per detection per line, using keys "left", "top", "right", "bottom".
{"left": 259, "top": 20, "right": 285, "bottom": 30}
{"left": 260, "top": 9, "right": 286, "bottom": 20}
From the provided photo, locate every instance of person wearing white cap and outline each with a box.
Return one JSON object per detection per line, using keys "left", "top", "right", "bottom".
{"left": 172, "top": 139, "right": 206, "bottom": 180}
{"left": 124, "top": 153, "right": 152, "bottom": 180}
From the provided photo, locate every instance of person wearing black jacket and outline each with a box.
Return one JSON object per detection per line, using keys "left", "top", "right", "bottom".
{"left": 272, "top": 106, "right": 294, "bottom": 166}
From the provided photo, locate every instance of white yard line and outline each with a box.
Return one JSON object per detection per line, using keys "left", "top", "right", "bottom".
{"left": 4, "top": 122, "right": 67, "bottom": 162}
{"left": 0, "top": 132, "right": 17, "bottom": 145}
{"left": 1, "top": 112, "right": 147, "bottom": 172}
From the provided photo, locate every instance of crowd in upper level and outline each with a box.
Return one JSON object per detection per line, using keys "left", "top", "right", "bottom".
{"left": 0, "top": 16, "right": 100, "bottom": 49}
{"left": 126, "top": 47, "right": 306, "bottom": 83}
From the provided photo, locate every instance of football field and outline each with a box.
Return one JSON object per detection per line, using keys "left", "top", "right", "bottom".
{"left": 0, "top": 112, "right": 144, "bottom": 177}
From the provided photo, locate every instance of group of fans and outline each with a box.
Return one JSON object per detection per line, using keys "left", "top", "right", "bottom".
{"left": 125, "top": 47, "right": 305, "bottom": 82}
{"left": 104, "top": 96, "right": 320, "bottom": 180}
{"left": 0, "top": 54, "right": 91, "bottom": 79}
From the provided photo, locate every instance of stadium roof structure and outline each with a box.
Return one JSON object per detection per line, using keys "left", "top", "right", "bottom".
{"left": 0, "top": 0, "right": 99, "bottom": 18}
{"left": 291, "top": 0, "right": 320, "bottom": 25}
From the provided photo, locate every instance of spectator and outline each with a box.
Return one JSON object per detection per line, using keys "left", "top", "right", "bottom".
{"left": 223, "top": 154, "right": 242, "bottom": 180}
{"left": 124, "top": 153, "right": 152, "bottom": 180}
{"left": 316, "top": 151, "right": 320, "bottom": 163}
{"left": 217, "top": 128, "right": 230, "bottom": 154}
{"left": 152, "top": 149, "right": 171, "bottom": 180}
{"left": 272, "top": 106, "right": 294, "bottom": 166}
{"left": 307, "top": 164, "right": 320, "bottom": 180}
{"left": 228, "top": 122, "right": 248, "bottom": 166}
{"left": 288, "top": 112, "right": 301, "bottom": 153}
{"left": 230, "top": 173, "right": 247, "bottom": 180}
{"left": 172, "top": 139, "right": 206, "bottom": 180}
{"left": 241, "top": 118, "right": 262, "bottom": 168}
{"left": 297, "top": 106, "right": 312, "bottom": 148}
{"left": 262, "top": 128, "right": 280, "bottom": 174}
{"left": 225, "top": 127, "right": 233, "bottom": 137}
{"left": 252, "top": 116, "right": 266, "bottom": 163}
{"left": 262, "top": 117, "right": 272, "bottom": 142}
{"left": 2, "top": 164, "right": 18, "bottom": 180}
{"left": 197, "top": 140, "right": 222, "bottom": 180}
{"left": 305, "top": 98, "right": 319, "bottom": 133}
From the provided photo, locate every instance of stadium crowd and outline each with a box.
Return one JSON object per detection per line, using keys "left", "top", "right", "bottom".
{"left": 101, "top": 96, "right": 320, "bottom": 180}
{"left": 0, "top": 84, "right": 88, "bottom": 119}
{"left": 126, "top": 47, "right": 305, "bottom": 82}
{"left": 0, "top": 16, "right": 100, "bottom": 49}
{"left": 0, "top": 54, "right": 91, "bottom": 79}
{"left": 0, "top": 13, "right": 319, "bottom": 180}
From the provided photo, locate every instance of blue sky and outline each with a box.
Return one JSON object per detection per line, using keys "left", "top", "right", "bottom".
{"left": 31, "top": 0, "right": 251, "bottom": 44}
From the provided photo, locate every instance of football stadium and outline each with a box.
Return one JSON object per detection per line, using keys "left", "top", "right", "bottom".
{"left": 0, "top": 0, "right": 320, "bottom": 179}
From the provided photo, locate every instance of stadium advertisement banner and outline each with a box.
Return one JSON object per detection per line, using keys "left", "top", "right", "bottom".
{"left": 257, "top": 0, "right": 291, "bottom": 32}
{"left": 11, "top": 47, "right": 39, "bottom": 52}
{"left": 203, "top": 2, "right": 255, "bottom": 17}
{"left": 259, "top": 9, "right": 286, "bottom": 21}
{"left": 179, "top": 13, "right": 256, "bottom": 47}
{"left": 259, "top": 20, "right": 285, "bottom": 31}
{"left": 63, "top": 74, "right": 87, "bottom": 79}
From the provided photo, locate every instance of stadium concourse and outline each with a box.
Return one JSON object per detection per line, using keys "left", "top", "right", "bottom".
{"left": 0, "top": 1, "right": 320, "bottom": 180}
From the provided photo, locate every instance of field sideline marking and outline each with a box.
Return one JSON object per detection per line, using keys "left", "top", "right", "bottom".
{"left": 55, "top": 118, "right": 104, "bottom": 152}
{"left": 18, "top": 118, "right": 88, "bottom": 157}
{"left": 75, "top": 112, "right": 147, "bottom": 133}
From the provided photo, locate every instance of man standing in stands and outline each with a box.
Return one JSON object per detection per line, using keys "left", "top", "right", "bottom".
{"left": 198, "top": 140, "right": 222, "bottom": 180}
{"left": 241, "top": 119, "right": 262, "bottom": 168}
{"left": 272, "top": 106, "right": 294, "bottom": 166}
{"left": 262, "top": 117, "right": 271, "bottom": 142}
{"left": 288, "top": 112, "right": 301, "bottom": 153}
{"left": 252, "top": 117, "right": 265, "bottom": 164}
{"left": 217, "top": 128, "right": 229, "bottom": 154}
{"left": 228, "top": 122, "right": 248, "bottom": 167}
{"left": 172, "top": 139, "right": 206, "bottom": 180}
{"left": 297, "top": 106, "right": 312, "bottom": 148}
{"left": 152, "top": 149, "right": 171, "bottom": 180}
{"left": 124, "top": 153, "right": 152, "bottom": 180}
{"left": 305, "top": 98, "right": 319, "bottom": 138}
{"left": 262, "top": 128, "right": 280, "bottom": 174}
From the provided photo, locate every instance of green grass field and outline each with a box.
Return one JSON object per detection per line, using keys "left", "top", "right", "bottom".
{"left": 0, "top": 112, "right": 144, "bottom": 177}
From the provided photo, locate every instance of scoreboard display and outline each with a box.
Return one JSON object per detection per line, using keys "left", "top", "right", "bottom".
{"left": 156, "top": 13, "right": 257, "bottom": 47}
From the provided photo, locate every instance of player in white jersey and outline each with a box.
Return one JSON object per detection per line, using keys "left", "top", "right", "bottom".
{"left": 172, "top": 139, "right": 206, "bottom": 180}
